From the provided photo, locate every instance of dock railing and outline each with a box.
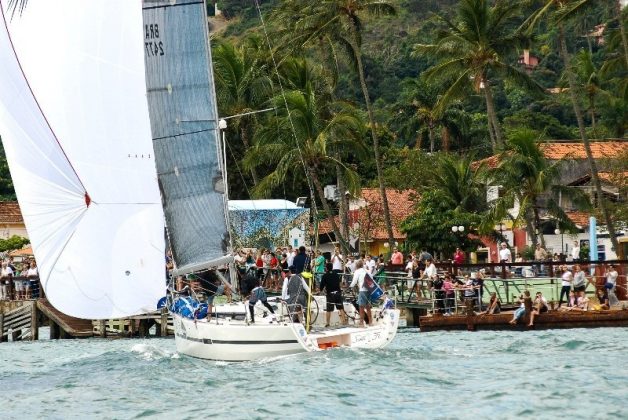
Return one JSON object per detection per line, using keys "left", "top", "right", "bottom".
{"left": 342, "top": 259, "right": 627, "bottom": 306}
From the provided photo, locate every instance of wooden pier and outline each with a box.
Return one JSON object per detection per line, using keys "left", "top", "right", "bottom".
{"left": 0, "top": 299, "right": 173, "bottom": 342}
{"left": 419, "top": 300, "right": 628, "bottom": 332}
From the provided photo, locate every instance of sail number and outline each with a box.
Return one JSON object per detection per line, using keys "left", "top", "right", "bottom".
{"left": 145, "top": 24, "right": 165, "bottom": 57}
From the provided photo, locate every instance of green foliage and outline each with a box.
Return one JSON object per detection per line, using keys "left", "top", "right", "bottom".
{"left": 0, "top": 235, "right": 29, "bottom": 253}
{"left": 521, "top": 245, "right": 535, "bottom": 261}
{"left": 401, "top": 189, "right": 483, "bottom": 256}
{"left": 0, "top": 139, "right": 16, "bottom": 201}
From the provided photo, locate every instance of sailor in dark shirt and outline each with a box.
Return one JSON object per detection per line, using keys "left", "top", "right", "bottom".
{"left": 320, "top": 263, "right": 347, "bottom": 327}
{"left": 292, "top": 246, "right": 309, "bottom": 274}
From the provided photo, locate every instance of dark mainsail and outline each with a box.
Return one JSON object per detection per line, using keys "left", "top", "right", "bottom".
{"left": 142, "top": 0, "right": 230, "bottom": 274}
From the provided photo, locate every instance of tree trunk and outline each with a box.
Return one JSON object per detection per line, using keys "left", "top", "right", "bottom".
{"left": 441, "top": 127, "right": 450, "bottom": 152}
{"left": 428, "top": 125, "right": 435, "bottom": 153}
{"left": 559, "top": 25, "right": 620, "bottom": 253}
{"left": 354, "top": 48, "right": 395, "bottom": 250}
{"left": 617, "top": 0, "right": 628, "bottom": 69}
{"left": 334, "top": 153, "right": 349, "bottom": 242}
{"left": 310, "top": 167, "right": 350, "bottom": 253}
{"left": 483, "top": 78, "right": 503, "bottom": 151}
{"left": 533, "top": 205, "right": 544, "bottom": 247}
{"left": 240, "top": 127, "right": 259, "bottom": 185}
{"left": 486, "top": 114, "right": 496, "bottom": 150}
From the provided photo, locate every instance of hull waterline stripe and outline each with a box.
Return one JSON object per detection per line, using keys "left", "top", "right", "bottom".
{"left": 176, "top": 334, "right": 298, "bottom": 345}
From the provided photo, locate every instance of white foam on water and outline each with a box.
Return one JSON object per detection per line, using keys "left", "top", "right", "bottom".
{"left": 131, "top": 343, "right": 173, "bottom": 361}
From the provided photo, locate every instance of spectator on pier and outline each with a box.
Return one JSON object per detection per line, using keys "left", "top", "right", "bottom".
{"left": 443, "top": 274, "right": 455, "bottom": 315}
{"left": 593, "top": 288, "right": 610, "bottom": 310}
{"left": 391, "top": 247, "right": 404, "bottom": 265}
{"left": 528, "top": 291, "right": 549, "bottom": 326}
{"left": 432, "top": 275, "right": 444, "bottom": 314}
{"left": 314, "top": 250, "right": 326, "bottom": 287}
{"left": 24, "top": 260, "right": 38, "bottom": 300}
{"left": 604, "top": 264, "right": 619, "bottom": 307}
{"left": 484, "top": 292, "right": 501, "bottom": 314}
{"left": 570, "top": 241, "right": 580, "bottom": 262}
{"left": 558, "top": 265, "right": 573, "bottom": 308}
{"left": 331, "top": 246, "right": 344, "bottom": 274}
{"left": 1, "top": 260, "right": 13, "bottom": 300}
{"left": 419, "top": 248, "right": 433, "bottom": 263}
{"left": 509, "top": 291, "right": 530, "bottom": 325}
{"left": 499, "top": 243, "right": 512, "bottom": 263}
{"left": 293, "top": 246, "right": 309, "bottom": 275}
{"left": 364, "top": 254, "right": 377, "bottom": 276}
{"left": 453, "top": 248, "right": 465, "bottom": 265}
{"left": 572, "top": 264, "right": 587, "bottom": 303}
{"left": 534, "top": 244, "right": 548, "bottom": 261}
{"left": 472, "top": 272, "right": 484, "bottom": 310}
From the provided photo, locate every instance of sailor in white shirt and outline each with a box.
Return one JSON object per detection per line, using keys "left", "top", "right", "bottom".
{"left": 349, "top": 260, "right": 372, "bottom": 326}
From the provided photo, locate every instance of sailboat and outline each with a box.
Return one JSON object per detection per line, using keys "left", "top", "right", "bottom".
{"left": 142, "top": 0, "right": 399, "bottom": 361}
{"left": 0, "top": 0, "right": 399, "bottom": 361}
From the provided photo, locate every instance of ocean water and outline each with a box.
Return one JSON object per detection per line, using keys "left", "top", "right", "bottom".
{"left": 1, "top": 327, "right": 627, "bottom": 419}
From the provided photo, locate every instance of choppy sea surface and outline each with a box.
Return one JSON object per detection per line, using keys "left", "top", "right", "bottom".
{"left": 1, "top": 327, "right": 627, "bottom": 419}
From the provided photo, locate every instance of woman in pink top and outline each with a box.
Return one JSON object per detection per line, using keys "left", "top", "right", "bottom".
{"left": 443, "top": 274, "right": 455, "bottom": 315}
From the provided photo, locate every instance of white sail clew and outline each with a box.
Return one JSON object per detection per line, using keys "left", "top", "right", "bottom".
{"left": 0, "top": 0, "right": 165, "bottom": 319}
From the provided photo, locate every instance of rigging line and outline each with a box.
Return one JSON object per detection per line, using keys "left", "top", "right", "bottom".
{"left": 152, "top": 127, "right": 215, "bottom": 142}
{"left": 220, "top": 107, "right": 276, "bottom": 120}
{"left": 0, "top": 4, "right": 88, "bottom": 196}
{"left": 253, "top": 0, "right": 320, "bottom": 235}
{"left": 224, "top": 129, "right": 255, "bottom": 200}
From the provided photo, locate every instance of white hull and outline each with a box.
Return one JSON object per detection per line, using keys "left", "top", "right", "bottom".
{"left": 173, "top": 298, "right": 400, "bottom": 361}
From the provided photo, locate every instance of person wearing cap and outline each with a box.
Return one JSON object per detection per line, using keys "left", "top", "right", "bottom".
{"left": 282, "top": 265, "right": 311, "bottom": 323}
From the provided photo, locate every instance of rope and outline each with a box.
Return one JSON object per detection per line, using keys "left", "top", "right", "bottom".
{"left": 252, "top": 0, "right": 320, "bottom": 237}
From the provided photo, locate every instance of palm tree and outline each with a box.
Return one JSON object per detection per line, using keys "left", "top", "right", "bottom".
{"left": 525, "top": 0, "right": 620, "bottom": 253}
{"left": 485, "top": 130, "right": 589, "bottom": 247}
{"left": 243, "top": 58, "right": 367, "bottom": 252}
{"left": 414, "top": 0, "right": 543, "bottom": 151}
{"left": 273, "top": 0, "right": 398, "bottom": 251}
{"left": 430, "top": 154, "right": 486, "bottom": 214}
{"left": 213, "top": 37, "right": 274, "bottom": 185}
{"left": 572, "top": 49, "right": 606, "bottom": 133}
{"left": 395, "top": 79, "right": 468, "bottom": 152}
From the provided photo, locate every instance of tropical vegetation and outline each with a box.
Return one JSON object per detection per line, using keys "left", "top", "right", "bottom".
{"left": 1, "top": 0, "right": 626, "bottom": 255}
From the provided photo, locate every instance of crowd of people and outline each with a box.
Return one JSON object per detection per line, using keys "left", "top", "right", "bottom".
{"left": 166, "top": 241, "right": 624, "bottom": 327}
{"left": 0, "top": 256, "right": 39, "bottom": 301}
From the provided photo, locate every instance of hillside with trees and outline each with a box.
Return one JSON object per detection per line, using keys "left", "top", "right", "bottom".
{"left": 0, "top": 0, "right": 626, "bottom": 252}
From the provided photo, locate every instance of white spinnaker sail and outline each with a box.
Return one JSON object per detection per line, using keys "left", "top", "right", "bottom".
{"left": 0, "top": 0, "right": 165, "bottom": 319}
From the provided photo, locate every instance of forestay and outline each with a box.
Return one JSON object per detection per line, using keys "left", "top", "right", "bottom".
{"left": 143, "top": 0, "right": 231, "bottom": 274}
{"left": 0, "top": 0, "right": 165, "bottom": 318}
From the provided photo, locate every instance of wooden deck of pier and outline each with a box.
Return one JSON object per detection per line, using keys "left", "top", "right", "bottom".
{"left": 37, "top": 299, "right": 93, "bottom": 338}
{"left": 0, "top": 299, "right": 173, "bottom": 342}
{"left": 420, "top": 306, "right": 628, "bottom": 332}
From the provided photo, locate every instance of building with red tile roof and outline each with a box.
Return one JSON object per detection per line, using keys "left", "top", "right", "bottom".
{"left": 0, "top": 201, "right": 28, "bottom": 239}
{"left": 318, "top": 188, "right": 417, "bottom": 256}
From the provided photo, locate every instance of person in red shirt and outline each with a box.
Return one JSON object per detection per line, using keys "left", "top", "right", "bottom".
{"left": 453, "top": 247, "right": 465, "bottom": 265}
{"left": 390, "top": 247, "right": 404, "bottom": 265}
